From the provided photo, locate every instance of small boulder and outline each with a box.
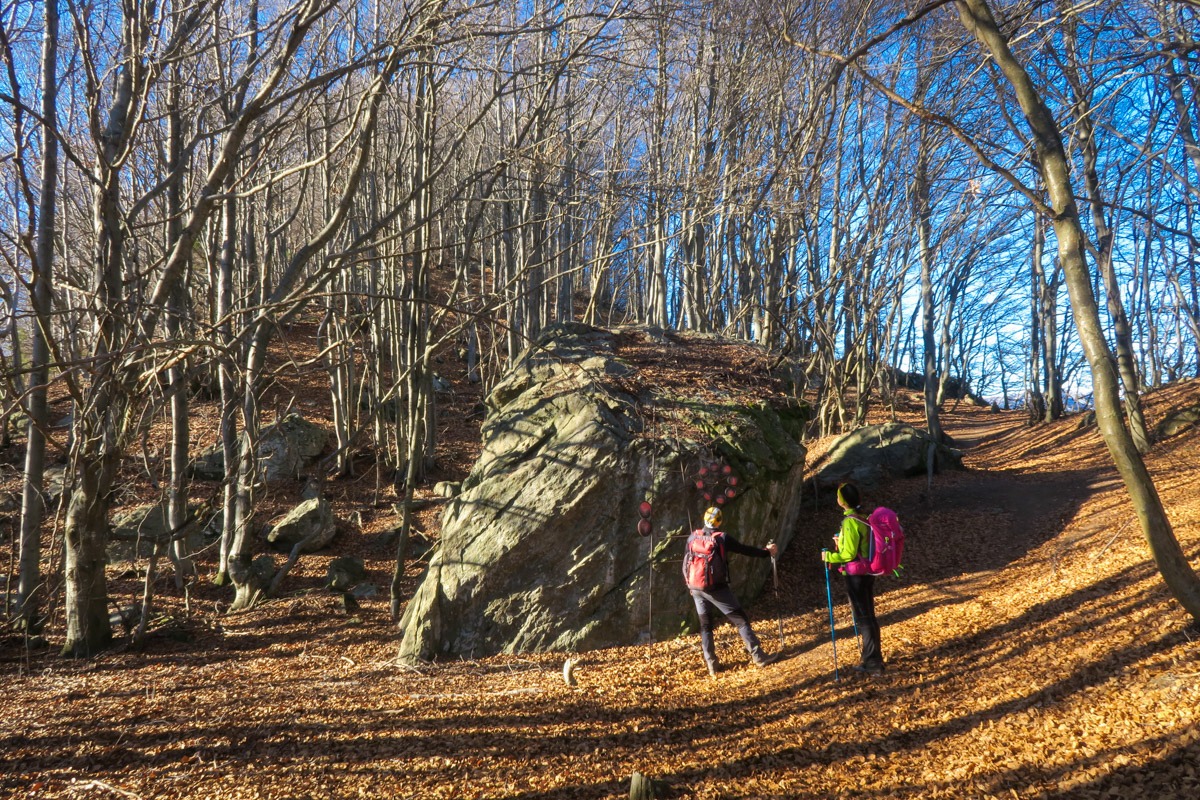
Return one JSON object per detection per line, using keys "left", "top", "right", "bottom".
{"left": 814, "top": 422, "right": 964, "bottom": 492}
{"left": 190, "top": 412, "right": 330, "bottom": 482}
{"left": 108, "top": 500, "right": 210, "bottom": 564}
{"left": 433, "top": 481, "right": 460, "bottom": 499}
{"left": 267, "top": 496, "right": 336, "bottom": 553}
{"left": 1156, "top": 405, "right": 1200, "bottom": 439}
{"left": 257, "top": 412, "right": 330, "bottom": 481}
{"left": 326, "top": 556, "right": 366, "bottom": 591}
{"left": 45, "top": 465, "right": 68, "bottom": 505}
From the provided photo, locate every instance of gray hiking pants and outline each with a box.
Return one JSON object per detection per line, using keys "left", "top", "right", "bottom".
{"left": 690, "top": 585, "right": 763, "bottom": 666}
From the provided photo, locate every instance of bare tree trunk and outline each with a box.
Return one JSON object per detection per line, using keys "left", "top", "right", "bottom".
{"left": 165, "top": 69, "right": 195, "bottom": 586}
{"left": 216, "top": 189, "right": 240, "bottom": 585}
{"left": 955, "top": 0, "right": 1200, "bottom": 621}
{"left": 1026, "top": 211, "right": 1045, "bottom": 422}
{"left": 16, "top": 0, "right": 58, "bottom": 633}
{"left": 1062, "top": 17, "right": 1149, "bottom": 450}
{"left": 1039, "top": 255, "right": 1062, "bottom": 422}
{"left": 392, "top": 28, "right": 438, "bottom": 619}
{"left": 915, "top": 129, "right": 944, "bottom": 444}
{"left": 61, "top": 9, "right": 145, "bottom": 655}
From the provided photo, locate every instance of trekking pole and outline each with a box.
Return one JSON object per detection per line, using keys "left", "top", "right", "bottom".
{"left": 769, "top": 544, "right": 784, "bottom": 650}
{"left": 823, "top": 559, "right": 840, "bottom": 682}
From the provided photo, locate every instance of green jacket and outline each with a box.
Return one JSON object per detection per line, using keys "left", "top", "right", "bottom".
{"left": 825, "top": 509, "right": 869, "bottom": 565}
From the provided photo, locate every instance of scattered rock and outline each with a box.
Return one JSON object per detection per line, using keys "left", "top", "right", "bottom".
{"left": 190, "top": 412, "right": 330, "bottom": 482}
{"left": 1156, "top": 404, "right": 1200, "bottom": 439}
{"left": 563, "top": 657, "right": 579, "bottom": 687}
{"left": 433, "top": 481, "right": 460, "bottom": 499}
{"left": 326, "top": 556, "right": 366, "bottom": 591}
{"left": 44, "top": 465, "right": 68, "bottom": 505}
{"left": 109, "top": 604, "right": 142, "bottom": 634}
{"left": 813, "top": 422, "right": 965, "bottom": 493}
{"left": 629, "top": 771, "right": 667, "bottom": 800}
{"left": 267, "top": 496, "right": 336, "bottom": 553}
{"left": 107, "top": 500, "right": 212, "bottom": 564}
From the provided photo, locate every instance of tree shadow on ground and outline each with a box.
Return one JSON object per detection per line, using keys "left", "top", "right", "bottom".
{"left": 4, "top": 556, "right": 1189, "bottom": 800}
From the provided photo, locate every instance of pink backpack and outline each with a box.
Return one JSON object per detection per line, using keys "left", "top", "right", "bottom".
{"left": 846, "top": 507, "right": 905, "bottom": 577}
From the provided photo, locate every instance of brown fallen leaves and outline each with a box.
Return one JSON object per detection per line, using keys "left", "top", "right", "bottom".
{"left": 2, "top": 358, "right": 1199, "bottom": 799}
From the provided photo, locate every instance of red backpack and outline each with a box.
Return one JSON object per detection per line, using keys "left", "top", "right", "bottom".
{"left": 683, "top": 528, "right": 728, "bottom": 590}
{"left": 845, "top": 507, "right": 905, "bottom": 577}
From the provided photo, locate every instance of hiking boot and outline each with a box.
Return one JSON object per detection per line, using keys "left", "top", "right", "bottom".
{"left": 752, "top": 650, "right": 780, "bottom": 667}
{"left": 855, "top": 661, "right": 885, "bottom": 675}
{"left": 706, "top": 660, "right": 720, "bottom": 678}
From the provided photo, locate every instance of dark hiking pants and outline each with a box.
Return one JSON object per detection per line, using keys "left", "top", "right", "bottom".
{"left": 690, "top": 585, "right": 763, "bottom": 666}
{"left": 845, "top": 573, "right": 883, "bottom": 668}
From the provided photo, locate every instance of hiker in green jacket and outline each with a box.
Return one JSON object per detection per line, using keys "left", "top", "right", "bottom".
{"left": 821, "top": 483, "right": 885, "bottom": 674}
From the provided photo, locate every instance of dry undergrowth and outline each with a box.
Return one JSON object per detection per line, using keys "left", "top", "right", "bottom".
{"left": 2, "top": 331, "right": 1199, "bottom": 800}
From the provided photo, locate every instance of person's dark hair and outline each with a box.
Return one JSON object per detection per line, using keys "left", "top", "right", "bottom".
{"left": 838, "top": 483, "right": 861, "bottom": 509}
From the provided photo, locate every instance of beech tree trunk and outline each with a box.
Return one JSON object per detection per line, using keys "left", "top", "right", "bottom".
{"left": 955, "top": 0, "right": 1200, "bottom": 621}
{"left": 915, "top": 129, "right": 944, "bottom": 445}
{"left": 16, "top": 0, "right": 58, "bottom": 632}
{"left": 1062, "top": 16, "right": 1150, "bottom": 451}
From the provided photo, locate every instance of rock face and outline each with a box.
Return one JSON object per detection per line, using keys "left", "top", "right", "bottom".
{"left": 813, "top": 422, "right": 965, "bottom": 492}
{"left": 398, "top": 323, "right": 808, "bottom": 662}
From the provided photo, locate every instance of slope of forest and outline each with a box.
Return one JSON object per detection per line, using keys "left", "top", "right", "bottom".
{"left": 2, "top": 326, "right": 1199, "bottom": 800}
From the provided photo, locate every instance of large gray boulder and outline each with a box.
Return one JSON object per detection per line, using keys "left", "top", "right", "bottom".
{"left": 398, "top": 323, "right": 808, "bottom": 662}
{"left": 813, "top": 421, "right": 965, "bottom": 492}
{"left": 191, "top": 412, "right": 329, "bottom": 482}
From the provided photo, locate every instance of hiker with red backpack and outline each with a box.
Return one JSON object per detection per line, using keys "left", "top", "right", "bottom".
{"left": 821, "top": 483, "right": 899, "bottom": 676}
{"left": 683, "top": 506, "right": 782, "bottom": 677}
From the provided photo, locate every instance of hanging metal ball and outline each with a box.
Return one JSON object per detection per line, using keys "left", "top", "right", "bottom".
{"left": 638, "top": 501, "right": 652, "bottom": 518}
{"left": 637, "top": 519, "right": 652, "bottom": 537}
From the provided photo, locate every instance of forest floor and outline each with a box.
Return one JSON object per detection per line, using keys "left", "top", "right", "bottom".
{"left": 2, "top": 330, "right": 1200, "bottom": 800}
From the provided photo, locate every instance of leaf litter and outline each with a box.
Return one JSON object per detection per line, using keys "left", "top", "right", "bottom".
{"left": 1, "top": 333, "right": 1198, "bottom": 800}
